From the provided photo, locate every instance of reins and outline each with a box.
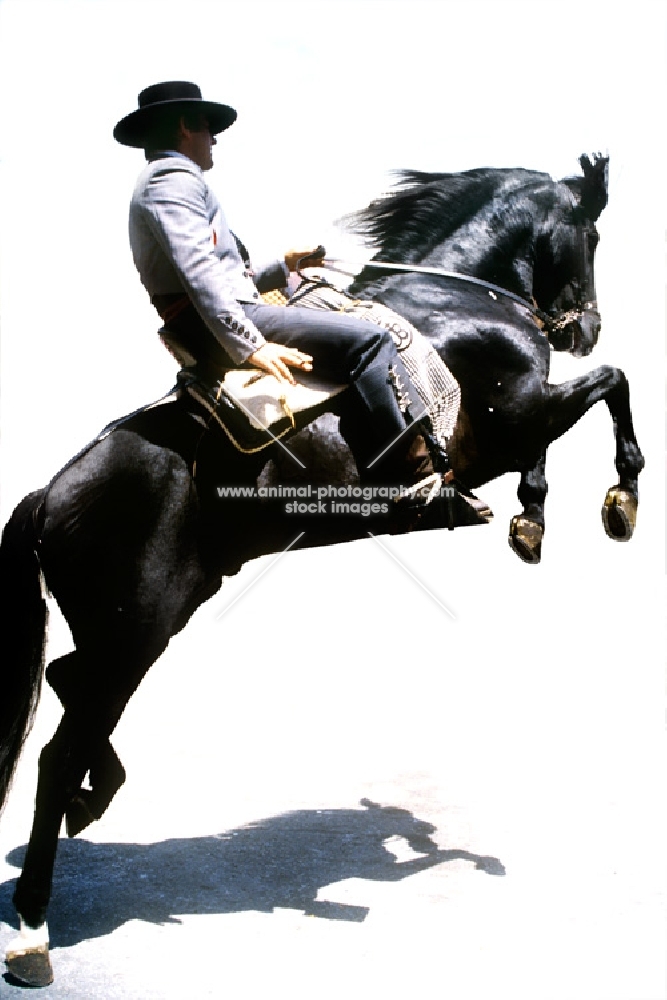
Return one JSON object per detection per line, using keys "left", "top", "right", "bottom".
{"left": 318, "top": 256, "right": 595, "bottom": 340}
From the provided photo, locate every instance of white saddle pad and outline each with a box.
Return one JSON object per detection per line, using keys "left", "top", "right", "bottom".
{"left": 219, "top": 369, "right": 346, "bottom": 433}
{"left": 184, "top": 368, "right": 346, "bottom": 454}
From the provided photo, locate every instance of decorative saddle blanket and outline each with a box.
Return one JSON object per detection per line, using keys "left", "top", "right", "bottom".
{"left": 172, "top": 279, "right": 461, "bottom": 454}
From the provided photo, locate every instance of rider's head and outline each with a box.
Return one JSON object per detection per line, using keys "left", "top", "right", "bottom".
{"left": 113, "top": 81, "right": 236, "bottom": 168}
{"left": 149, "top": 109, "right": 217, "bottom": 171}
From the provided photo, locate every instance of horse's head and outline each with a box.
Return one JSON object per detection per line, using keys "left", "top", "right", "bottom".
{"left": 359, "top": 798, "right": 440, "bottom": 853}
{"left": 534, "top": 153, "right": 609, "bottom": 357}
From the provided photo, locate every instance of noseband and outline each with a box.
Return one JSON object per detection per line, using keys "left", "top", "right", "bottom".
{"left": 321, "top": 257, "right": 597, "bottom": 343}
{"left": 544, "top": 302, "right": 598, "bottom": 334}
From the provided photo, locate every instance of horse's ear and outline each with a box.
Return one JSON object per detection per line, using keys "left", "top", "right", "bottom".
{"left": 578, "top": 153, "right": 609, "bottom": 221}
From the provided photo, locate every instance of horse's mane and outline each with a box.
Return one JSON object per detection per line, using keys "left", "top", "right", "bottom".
{"left": 342, "top": 167, "right": 550, "bottom": 261}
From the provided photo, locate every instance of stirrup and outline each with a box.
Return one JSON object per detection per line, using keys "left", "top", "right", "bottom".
{"left": 398, "top": 471, "right": 443, "bottom": 505}
{"left": 390, "top": 471, "right": 443, "bottom": 533}
{"left": 392, "top": 471, "right": 493, "bottom": 532}
{"left": 444, "top": 475, "right": 494, "bottom": 521}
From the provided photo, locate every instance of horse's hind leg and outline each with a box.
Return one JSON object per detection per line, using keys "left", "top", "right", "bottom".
{"left": 6, "top": 708, "right": 97, "bottom": 986}
{"left": 46, "top": 652, "right": 126, "bottom": 837}
{"left": 66, "top": 740, "right": 126, "bottom": 838}
{"left": 11, "top": 710, "right": 95, "bottom": 921}
{"left": 8, "top": 631, "right": 168, "bottom": 986}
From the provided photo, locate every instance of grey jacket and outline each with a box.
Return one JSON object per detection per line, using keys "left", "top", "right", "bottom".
{"left": 129, "top": 152, "right": 288, "bottom": 364}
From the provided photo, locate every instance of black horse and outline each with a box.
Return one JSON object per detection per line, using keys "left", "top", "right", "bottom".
{"left": 0, "top": 153, "right": 642, "bottom": 985}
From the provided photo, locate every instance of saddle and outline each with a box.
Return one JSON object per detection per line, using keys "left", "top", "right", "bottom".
{"left": 175, "top": 364, "right": 346, "bottom": 453}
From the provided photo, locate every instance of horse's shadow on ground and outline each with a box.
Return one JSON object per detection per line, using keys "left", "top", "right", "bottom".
{"left": 0, "top": 799, "right": 504, "bottom": 949}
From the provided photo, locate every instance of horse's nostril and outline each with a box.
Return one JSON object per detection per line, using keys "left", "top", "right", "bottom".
{"left": 587, "top": 314, "right": 602, "bottom": 341}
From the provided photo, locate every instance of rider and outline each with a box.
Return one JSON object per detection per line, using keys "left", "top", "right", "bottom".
{"left": 113, "top": 81, "right": 488, "bottom": 526}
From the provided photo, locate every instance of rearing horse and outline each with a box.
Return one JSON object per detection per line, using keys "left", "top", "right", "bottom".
{"left": 0, "top": 153, "right": 642, "bottom": 986}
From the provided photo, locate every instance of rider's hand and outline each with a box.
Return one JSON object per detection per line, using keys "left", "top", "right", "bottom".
{"left": 284, "top": 246, "right": 326, "bottom": 272}
{"left": 247, "top": 343, "right": 313, "bottom": 385}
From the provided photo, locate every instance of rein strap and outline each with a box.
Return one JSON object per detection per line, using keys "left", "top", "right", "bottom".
{"left": 321, "top": 257, "right": 595, "bottom": 336}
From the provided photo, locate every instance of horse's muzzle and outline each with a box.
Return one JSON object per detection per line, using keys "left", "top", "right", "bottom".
{"left": 549, "top": 304, "right": 601, "bottom": 357}
{"left": 571, "top": 306, "right": 601, "bottom": 358}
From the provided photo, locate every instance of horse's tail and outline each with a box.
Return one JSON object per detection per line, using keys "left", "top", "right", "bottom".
{"left": 0, "top": 491, "right": 48, "bottom": 815}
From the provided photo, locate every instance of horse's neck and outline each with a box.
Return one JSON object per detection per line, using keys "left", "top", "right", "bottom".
{"left": 423, "top": 203, "right": 537, "bottom": 300}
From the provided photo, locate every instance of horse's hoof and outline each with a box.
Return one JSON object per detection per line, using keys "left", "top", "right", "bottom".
{"left": 7, "top": 916, "right": 51, "bottom": 986}
{"left": 66, "top": 791, "right": 97, "bottom": 838}
{"left": 602, "top": 486, "right": 637, "bottom": 541}
{"left": 475, "top": 855, "right": 506, "bottom": 877}
{"left": 508, "top": 516, "right": 543, "bottom": 564}
{"left": 5, "top": 946, "right": 54, "bottom": 988}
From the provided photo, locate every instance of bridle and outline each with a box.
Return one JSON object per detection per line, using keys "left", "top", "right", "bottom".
{"left": 316, "top": 256, "right": 597, "bottom": 342}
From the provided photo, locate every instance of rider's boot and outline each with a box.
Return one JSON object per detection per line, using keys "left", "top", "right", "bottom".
{"left": 390, "top": 430, "right": 493, "bottom": 532}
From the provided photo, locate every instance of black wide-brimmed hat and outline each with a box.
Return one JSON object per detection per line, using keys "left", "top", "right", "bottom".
{"left": 113, "top": 81, "right": 237, "bottom": 148}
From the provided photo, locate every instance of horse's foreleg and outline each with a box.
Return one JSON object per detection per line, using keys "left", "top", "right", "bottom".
{"left": 600, "top": 369, "right": 643, "bottom": 540}
{"left": 545, "top": 365, "right": 644, "bottom": 541}
{"left": 509, "top": 453, "right": 547, "bottom": 564}
{"left": 508, "top": 365, "right": 643, "bottom": 562}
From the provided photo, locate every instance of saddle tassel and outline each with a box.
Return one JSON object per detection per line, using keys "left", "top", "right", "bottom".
{"left": 279, "top": 394, "right": 296, "bottom": 429}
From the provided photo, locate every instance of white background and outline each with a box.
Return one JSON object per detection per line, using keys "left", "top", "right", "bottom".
{"left": 0, "top": 3, "right": 665, "bottom": 998}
